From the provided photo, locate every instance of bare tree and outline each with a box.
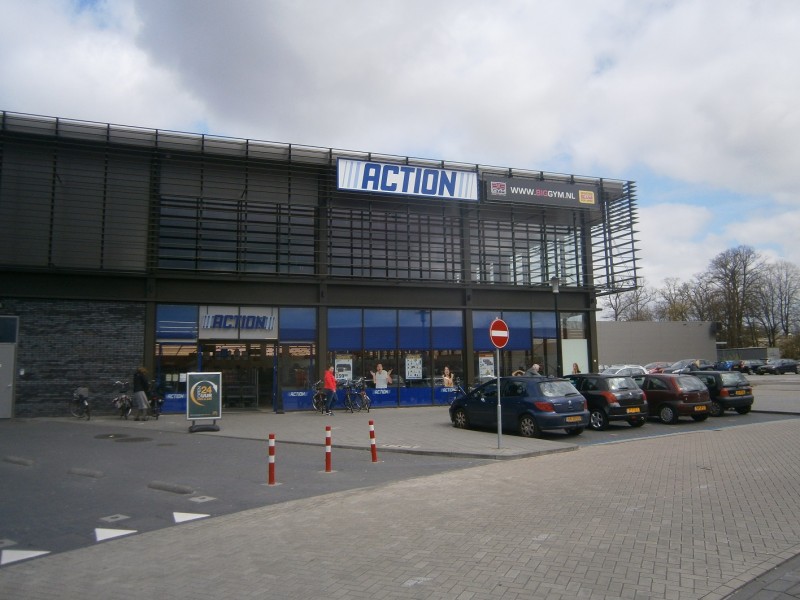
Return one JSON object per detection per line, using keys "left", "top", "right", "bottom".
{"left": 654, "top": 277, "right": 691, "bottom": 321}
{"left": 599, "top": 280, "right": 656, "bottom": 321}
{"left": 705, "top": 245, "right": 764, "bottom": 348}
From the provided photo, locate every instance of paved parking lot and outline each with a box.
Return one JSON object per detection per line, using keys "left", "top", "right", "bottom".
{"left": 1, "top": 374, "right": 799, "bottom": 599}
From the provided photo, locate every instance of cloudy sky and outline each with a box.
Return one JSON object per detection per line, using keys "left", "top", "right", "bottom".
{"left": 2, "top": 0, "right": 798, "bottom": 289}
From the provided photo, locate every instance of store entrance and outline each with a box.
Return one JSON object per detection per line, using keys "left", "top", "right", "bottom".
{"left": 199, "top": 342, "right": 277, "bottom": 410}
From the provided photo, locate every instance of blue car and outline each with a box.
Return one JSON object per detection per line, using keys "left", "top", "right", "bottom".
{"left": 449, "top": 376, "right": 589, "bottom": 437}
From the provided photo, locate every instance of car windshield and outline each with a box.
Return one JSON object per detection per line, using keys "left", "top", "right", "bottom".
{"left": 539, "top": 380, "right": 581, "bottom": 398}
{"left": 720, "top": 372, "right": 748, "bottom": 385}
{"left": 608, "top": 377, "right": 636, "bottom": 391}
{"left": 676, "top": 375, "right": 707, "bottom": 392}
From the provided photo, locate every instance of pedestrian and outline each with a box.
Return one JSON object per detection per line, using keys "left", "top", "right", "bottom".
{"left": 323, "top": 365, "right": 337, "bottom": 415}
{"left": 525, "top": 363, "right": 541, "bottom": 376}
{"left": 132, "top": 366, "right": 151, "bottom": 421}
{"left": 370, "top": 363, "right": 393, "bottom": 388}
{"left": 572, "top": 362, "right": 581, "bottom": 374}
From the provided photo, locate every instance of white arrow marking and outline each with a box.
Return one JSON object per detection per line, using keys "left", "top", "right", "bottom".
{"left": 173, "top": 512, "right": 209, "bottom": 523}
{"left": 95, "top": 528, "right": 137, "bottom": 542}
{"left": 1, "top": 549, "right": 50, "bottom": 565}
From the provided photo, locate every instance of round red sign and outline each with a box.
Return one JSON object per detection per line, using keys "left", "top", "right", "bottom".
{"left": 489, "top": 318, "right": 509, "bottom": 349}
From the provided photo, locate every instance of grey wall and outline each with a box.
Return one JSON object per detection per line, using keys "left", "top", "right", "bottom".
{"left": 596, "top": 321, "right": 718, "bottom": 368}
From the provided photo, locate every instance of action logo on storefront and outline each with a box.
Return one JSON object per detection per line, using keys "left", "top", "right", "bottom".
{"left": 484, "top": 176, "right": 600, "bottom": 210}
{"left": 337, "top": 158, "right": 478, "bottom": 201}
{"left": 198, "top": 306, "right": 278, "bottom": 340}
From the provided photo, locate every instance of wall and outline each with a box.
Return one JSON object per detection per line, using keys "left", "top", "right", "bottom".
{"left": 3, "top": 299, "right": 146, "bottom": 417}
{"left": 596, "top": 321, "right": 717, "bottom": 368}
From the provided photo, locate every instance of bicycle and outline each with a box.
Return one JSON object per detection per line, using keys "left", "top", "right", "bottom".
{"left": 311, "top": 380, "right": 326, "bottom": 414}
{"left": 111, "top": 381, "right": 132, "bottom": 420}
{"left": 341, "top": 379, "right": 362, "bottom": 413}
{"left": 70, "top": 387, "right": 91, "bottom": 420}
{"left": 351, "top": 377, "right": 370, "bottom": 412}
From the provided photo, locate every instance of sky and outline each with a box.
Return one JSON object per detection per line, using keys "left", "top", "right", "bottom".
{"left": 2, "top": 0, "right": 798, "bottom": 290}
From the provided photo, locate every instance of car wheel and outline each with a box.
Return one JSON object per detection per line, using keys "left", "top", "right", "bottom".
{"left": 692, "top": 414, "right": 709, "bottom": 422}
{"left": 589, "top": 408, "right": 609, "bottom": 431}
{"left": 628, "top": 417, "right": 646, "bottom": 428}
{"left": 709, "top": 401, "right": 724, "bottom": 417}
{"left": 659, "top": 405, "right": 678, "bottom": 424}
{"left": 452, "top": 408, "right": 469, "bottom": 429}
{"left": 565, "top": 427, "right": 584, "bottom": 436}
{"left": 735, "top": 406, "right": 752, "bottom": 415}
{"left": 518, "top": 415, "right": 542, "bottom": 438}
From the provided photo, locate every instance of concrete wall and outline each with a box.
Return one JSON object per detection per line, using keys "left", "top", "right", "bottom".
{"left": 596, "top": 321, "right": 717, "bottom": 368}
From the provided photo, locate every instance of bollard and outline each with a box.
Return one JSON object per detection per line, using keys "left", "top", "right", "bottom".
{"left": 267, "top": 433, "right": 276, "bottom": 485}
{"left": 325, "top": 425, "right": 332, "bottom": 473}
{"left": 369, "top": 420, "right": 378, "bottom": 463}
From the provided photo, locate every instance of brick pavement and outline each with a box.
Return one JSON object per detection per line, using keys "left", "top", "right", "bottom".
{"left": 2, "top": 412, "right": 800, "bottom": 599}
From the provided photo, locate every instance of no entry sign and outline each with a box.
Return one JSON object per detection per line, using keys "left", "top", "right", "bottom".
{"left": 489, "top": 318, "right": 509, "bottom": 349}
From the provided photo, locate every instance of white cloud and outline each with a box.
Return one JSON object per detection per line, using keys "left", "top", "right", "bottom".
{"left": 1, "top": 0, "right": 798, "bottom": 288}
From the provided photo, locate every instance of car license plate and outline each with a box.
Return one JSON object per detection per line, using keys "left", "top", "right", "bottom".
{"left": 694, "top": 405, "right": 707, "bottom": 412}
{"left": 626, "top": 407, "right": 640, "bottom": 414}
{"left": 565, "top": 416, "right": 583, "bottom": 423}
{"left": 735, "top": 390, "right": 746, "bottom": 396}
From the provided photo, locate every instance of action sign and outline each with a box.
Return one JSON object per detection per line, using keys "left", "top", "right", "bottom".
{"left": 489, "top": 318, "right": 509, "bottom": 349}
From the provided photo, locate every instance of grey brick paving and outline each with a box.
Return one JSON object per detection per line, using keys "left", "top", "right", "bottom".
{"left": 2, "top": 414, "right": 800, "bottom": 599}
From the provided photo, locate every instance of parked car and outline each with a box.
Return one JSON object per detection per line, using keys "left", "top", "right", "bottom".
{"left": 566, "top": 373, "right": 647, "bottom": 430}
{"left": 735, "top": 359, "right": 766, "bottom": 375}
{"left": 449, "top": 376, "right": 588, "bottom": 437}
{"left": 601, "top": 364, "right": 648, "bottom": 376}
{"left": 632, "top": 373, "right": 711, "bottom": 424}
{"left": 756, "top": 359, "right": 798, "bottom": 375}
{"left": 644, "top": 362, "right": 672, "bottom": 374}
{"left": 664, "top": 358, "right": 716, "bottom": 373}
{"left": 688, "top": 370, "right": 754, "bottom": 416}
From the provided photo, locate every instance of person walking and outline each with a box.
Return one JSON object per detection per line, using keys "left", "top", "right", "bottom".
{"left": 323, "top": 365, "right": 337, "bottom": 416}
{"left": 132, "top": 366, "right": 151, "bottom": 421}
{"left": 525, "top": 363, "right": 542, "bottom": 376}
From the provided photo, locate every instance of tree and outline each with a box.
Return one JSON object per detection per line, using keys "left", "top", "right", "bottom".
{"left": 654, "top": 278, "right": 691, "bottom": 321}
{"left": 706, "top": 246, "right": 764, "bottom": 348}
{"left": 599, "top": 279, "right": 656, "bottom": 321}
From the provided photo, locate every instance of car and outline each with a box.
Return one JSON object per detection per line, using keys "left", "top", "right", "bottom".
{"left": 566, "top": 373, "right": 647, "bottom": 430}
{"left": 601, "top": 364, "right": 648, "bottom": 376}
{"left": 449, "top": 376, "right": 588, "bottom": 437}
{"left": 688, "top": 370, "right": 754, "bottom": 416}
{"left": 735, "top": 359, "right": 766, "bottom": 375}
{"left": 632, "top": 373, "right": 711, "bottom": 424}
{"left": 644, "top": 362, "right": 672, "bottom": 374}
{"left": 756, "top": 359, "right": 798, "bottom": 375}
{"left": 663, "top": 358, "right": 716, "bottom": 373}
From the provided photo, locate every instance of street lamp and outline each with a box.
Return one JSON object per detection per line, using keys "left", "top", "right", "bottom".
{"left": 550, "top": 276, "right": 562, "bottom": 377}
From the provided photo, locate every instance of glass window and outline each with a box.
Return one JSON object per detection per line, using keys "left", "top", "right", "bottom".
{"left": 399, "top": 309, "right": 429, "bottom": 350}
{"left": 365, "top": 309, "right": 397, "bottom": 350}
{"left": 328, "top": 308, "right": 362, "bottom": 350}
{"left": 432, "top": 310, "right": 463, "bottom": 349}
{"left": 156, "top": 304, "right": 198, "bottom": 341}
{"left": 280, "top": 307, "right": 316, "bottom": 342}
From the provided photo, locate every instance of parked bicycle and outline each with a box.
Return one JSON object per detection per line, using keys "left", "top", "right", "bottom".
{"left": 70, "top": 387, "right": 91, "bottom": 420}
{"left": 111, "top": 381, "right": 132, "bottom": 419}
{"left": 351, "top": 377, "right": 370, "bottom": 412}
{"left": 341, "top": 378, "right": 371, "bottom": 413}
{"left": 147, "top": 390, "right": 163, "bottom": 420}
{"left": 311, "top": 380, "right": 326, "bottom": 414}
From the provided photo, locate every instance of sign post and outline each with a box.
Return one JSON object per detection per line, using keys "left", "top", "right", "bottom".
{"left": 489, "top": 318, "right": 509, "bottom": 449}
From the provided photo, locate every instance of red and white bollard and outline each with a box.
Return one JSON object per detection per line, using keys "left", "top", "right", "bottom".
{"left": 325, "top": 425, "right": 332, "bottom": 473}
{"left": 268, "top": 433, "right": 276, "bottom": 485}
{"left": 369, "top": 420, "right": 378, "bottom": 463}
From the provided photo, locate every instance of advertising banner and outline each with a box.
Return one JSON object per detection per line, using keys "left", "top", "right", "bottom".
{"left": 484, "top": 176, "right": 600, "bottom": 210}
{"left": 186, "top": 372, "right": 222, "bottom": 420}
{"left": 338, "top": 158, "right": 478, "bottom": 201}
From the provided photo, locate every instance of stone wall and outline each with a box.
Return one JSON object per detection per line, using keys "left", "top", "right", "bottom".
{"left": 2, "top": 298, "right": 146, "bottom": 417}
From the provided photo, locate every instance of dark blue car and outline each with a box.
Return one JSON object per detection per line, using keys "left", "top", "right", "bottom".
{"left": 449, "top": 376, "right": 589, "bottom": 437}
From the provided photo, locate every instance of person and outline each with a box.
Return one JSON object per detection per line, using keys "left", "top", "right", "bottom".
{"left": 512, "top": 366, "right": 526, "bottom": 376}
{"left": 572, "top": 363, "right": 581, "bottom": 374}
{"left": 371, "top": 363, "right": 393, "bottom": 388}
{"left": 525, "top": 363, "right": 541, "bottom": 376}
{"left": 323, "top": 365, "right": 337, "bottom": 415}
{"left": 132, "top": 366, "right": 151, "bottom": 421}
{"left": 441, "top": 366, "right": 454, "bottom": 387}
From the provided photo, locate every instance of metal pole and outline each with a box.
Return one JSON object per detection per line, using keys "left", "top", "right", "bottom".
{"left": 496, "top": 347, "right": 502, "bottom": 449}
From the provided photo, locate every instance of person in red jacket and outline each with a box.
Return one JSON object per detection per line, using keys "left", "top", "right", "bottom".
{"left": 323, "top": 365, "right": 337, "bottom": 415}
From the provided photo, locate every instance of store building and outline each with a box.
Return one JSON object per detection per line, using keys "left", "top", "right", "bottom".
{"left": 0, "top": 111, "right": 639, "bottom": 417}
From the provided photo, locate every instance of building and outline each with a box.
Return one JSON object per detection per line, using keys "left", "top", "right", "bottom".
{"left": 596, "top": 321, "right": 718, "bottom": 368}
{"left": 0, "top": 111, "right": 639, "bottom": 417}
